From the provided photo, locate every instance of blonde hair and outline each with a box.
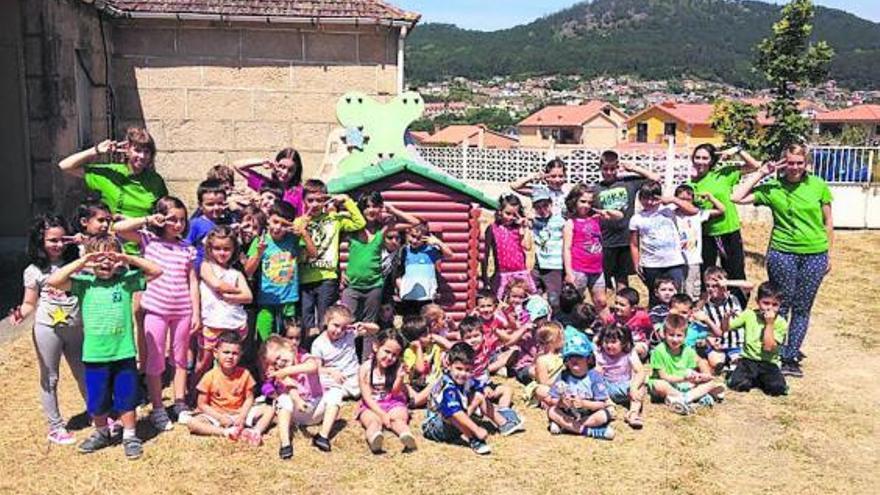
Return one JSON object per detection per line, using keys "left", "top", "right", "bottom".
{"left": 784, "top": 143, "right": 811, "bottom": 164}
{"left": 420, "top": 303, "right": 444, "bottom": 322}
{"left": 536, "top": 321, "right": 563, "bottom": 349}
{"left": 258, "top": 335, "right": 294, "bottom": 375}
{"left": 323, "top": 304, "right": 353, "bottom": 326}
{"left": 503, "top": 277, "right": 531, "bottom": 301}
{"left": 84, "top": 233, "right": 122, "bottom": 254}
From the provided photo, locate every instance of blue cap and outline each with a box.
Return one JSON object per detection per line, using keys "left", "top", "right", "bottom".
{"left": 524, "top": 296, "right": 551, "bottom": 323}
{"left": 562, "top": 331, "right": 594, "bottom": 359}
{"left": 531, "top": 185, "right": 553, "bottom": 204}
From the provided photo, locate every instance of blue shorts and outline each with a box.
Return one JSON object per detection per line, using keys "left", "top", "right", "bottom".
{"left": 421, "top": 414, "right": 463, "bottom": 444}
{"left": 606, "top": 380, "right": 631, "bottom": 405}
{"left": 84, "top": 358, "right": 140, "bottom": 416}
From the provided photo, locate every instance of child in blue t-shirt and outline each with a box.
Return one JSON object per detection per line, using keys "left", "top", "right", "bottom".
{"left": 397, "top": 222, "right": 452, "bottom": 316}
{"left": 530, "top": 185, "right": 565, "bottom": 310}
{"left": 186, "top": 179, "right": 229, "bottom": 271}
{"left": 546, "top": 331, "right": 615, "bottom": 440}
{"left": 244, "top": 201, "right": 316, "bottom": 341}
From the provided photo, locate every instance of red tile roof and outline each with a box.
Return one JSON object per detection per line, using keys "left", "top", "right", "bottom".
{"left": 408, "top": 131, "right": 431, "bottom": 143}
{"left": 628, "top": 102, "right": 716, "bottom": 127}
{"left": 423, "top": 124, "right": 518, "bottom": 149}
{"left": 101, "top": 1, "right": 420, "bottom": 23}
{"left": 519, "top": 101, "right": 626, "bottom": 127}
{"left": 814, "top": 104, "right": 880, "bottom": 123}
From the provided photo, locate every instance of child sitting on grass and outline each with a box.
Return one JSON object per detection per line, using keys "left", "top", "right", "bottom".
{"left": 523, "top": 321, "right": 565, "bottom": 408}
{"left": 595, "top": 323, "right": 647, "bottom": 429}
{"left": 546, "top": 331, "right": 615, "bottom": 440}
{"left": 402, "top": 316, "right": 452, "bottom": 408}
{"left": 648, "top": 314, "right": 726, "bottom": 415}
{"left": 47, "top": 235, "right": 163, "bottom": 459}
{"left": 669, "top": 293, "right": 725, "bottom": 374}
{"left": 726, "top": 282, "right": 789, "bottom": 396}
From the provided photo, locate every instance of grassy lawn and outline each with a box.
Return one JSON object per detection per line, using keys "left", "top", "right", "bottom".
{"left": 0, "top": 223, "right": 877, "bottom": 495}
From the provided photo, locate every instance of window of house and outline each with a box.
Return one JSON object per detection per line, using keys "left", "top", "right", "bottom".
{"left": 664, "top": 122, "right": 677, "bottom": 137}
{"left": 636, "top": 123, "right": 648, "bottom": 143}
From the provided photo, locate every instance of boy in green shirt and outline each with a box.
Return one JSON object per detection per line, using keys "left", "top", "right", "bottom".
{"left": 726, "top": 282, "right": 789, "bottom": 396}
{"left": 47, "top": 235, "right": 163, "bottom": 459}
{"left": 648, "top": 314, "right": 726, "bottom": 415}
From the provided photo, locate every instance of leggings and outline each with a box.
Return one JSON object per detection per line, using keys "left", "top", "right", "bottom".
{"left": 702, "top": 230, "right": 748, "bottom": 306}
{"left": 33, "top": 323, "right": 87, "bottom": 430}
{"left": 143, "top": 312, "right": 192, "bottom": 376}
{"left": 766, "top": 249, "right": 828, "bottom": 362}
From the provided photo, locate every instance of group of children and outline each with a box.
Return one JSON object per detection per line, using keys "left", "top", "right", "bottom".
{"left": 12, "top": 146, "right": 792, "bottom": 461}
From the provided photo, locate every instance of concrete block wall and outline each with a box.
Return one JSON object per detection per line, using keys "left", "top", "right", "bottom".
{"left": 110, "top": 21, "right": 400, "bottom": 206}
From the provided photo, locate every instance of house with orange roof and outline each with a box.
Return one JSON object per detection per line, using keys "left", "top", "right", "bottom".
{"left": 626, "top": 102, "right": 722, "bottom": 147}
{"left": 517, "top": 101, "right": 628, "bottom": 149}
{"left": 421, "top": 124, "right": 518, "bottom": 149}
{"left": 814, "top": 104, "right": 880, "bottom": 144}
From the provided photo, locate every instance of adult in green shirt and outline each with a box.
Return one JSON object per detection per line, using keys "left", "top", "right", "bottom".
{"left": 732, "top": 144, "right": 833, "bottom": 378}
{"left": 58, "top": 127, "right": 168, "bottom": 221}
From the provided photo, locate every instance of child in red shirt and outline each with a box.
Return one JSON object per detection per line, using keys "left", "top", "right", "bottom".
{"left": 603, "top": 287, "right": 653, "bottom": 360}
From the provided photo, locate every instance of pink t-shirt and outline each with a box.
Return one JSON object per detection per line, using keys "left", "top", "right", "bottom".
{"left": 245, "top": 170, "right": 304, "bottom": 217}
{"left": 570, "top": 216, "right": 603, "bottom": 274}
{"left": 596, "top": 349, "right": 634, "bottom": 384}
{"left": 491, "top": 223, "right": 527, "bottom": 272}
{"left": 139, "top": 232, "right": 196, "bottom": 317}
{"left": 292, "top": 349, "right": 323, "bottom": 402}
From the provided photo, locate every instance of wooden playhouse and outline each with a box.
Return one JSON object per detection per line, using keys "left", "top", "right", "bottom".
{"left": 328, "top": 159, "right": 498, "bottom": 321}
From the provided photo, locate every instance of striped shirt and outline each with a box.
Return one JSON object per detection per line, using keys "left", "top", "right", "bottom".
{"left": 140, "top": 231, "right": 196, "bottom": 317}
{"left": 705, "top": 294, "right": 743, "bottom": 350}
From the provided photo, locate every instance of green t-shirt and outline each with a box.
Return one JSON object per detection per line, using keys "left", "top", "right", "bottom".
{"left": 296, "top": 198, "right": 366, "bottom": 285}
{"left": 690, "top": 166, "right": 742, "bottom": 237}
{"left": 70, "top": 269, "right": 146, "bottom": 363}
{"left": 752, "top": 175, "right": 832, "bottom": 254}
{"left": 84, "top": 163, "right": 168, "bottom": 219}
{"left": 730, "top": 309, "right": 788, "bottom": 366}
{"left": 650, "top": 342, "right": 698, "bottom": 380}
{"left": 345, "top": 231, "right": 384, "bottom": 289}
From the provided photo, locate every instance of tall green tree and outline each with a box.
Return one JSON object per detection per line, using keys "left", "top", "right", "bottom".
{"left": 754, "top": 0, "right": 833, "bottom": 157}
{"left": 710, "top": 99, "right": 763, "bottom": 155}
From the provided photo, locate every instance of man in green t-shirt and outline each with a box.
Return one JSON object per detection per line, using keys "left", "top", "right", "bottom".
{"left": 47, "top": 235, "right": 162, "bottom": 460}
{"left": 726, "top": 282, "right": 789, "bottom": 396}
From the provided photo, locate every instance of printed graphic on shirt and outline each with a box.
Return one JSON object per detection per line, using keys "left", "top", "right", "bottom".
{"left": 305, "top": 218, "right": 337, "bottom": 270}
{"left": 263, "top": 251, "right": 295, "bottom": 284}
{"left": 598, "top": 187, "right": 629, "bottom": 211}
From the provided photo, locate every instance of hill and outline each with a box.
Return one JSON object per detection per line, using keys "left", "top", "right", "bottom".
{"left": 405, "top": 0, "right": 880, "bottom": 89}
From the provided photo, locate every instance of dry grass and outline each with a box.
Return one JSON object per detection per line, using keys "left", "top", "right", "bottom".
{"left": 1, "top": 223, "right": 878, "bottom": 495}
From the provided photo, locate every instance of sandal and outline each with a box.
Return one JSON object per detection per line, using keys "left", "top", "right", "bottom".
{"left": 624, "top": 411, "right": 644, "bottom": 430}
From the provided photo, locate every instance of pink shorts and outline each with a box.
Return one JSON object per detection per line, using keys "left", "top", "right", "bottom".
{"left": 143, "top": 312, "right": 192, "bottom": 376}
{"left": 356, "top": 393, "right": 409, "bottom": 420}
{"left": 496, "top": 270, "right": 537, "bottom": 300}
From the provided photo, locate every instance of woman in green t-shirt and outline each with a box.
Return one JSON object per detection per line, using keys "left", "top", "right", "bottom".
{"left": 732, "top": 144, "right": 833, "bottom": 378}
{"left": 689, "top": 143, "right": 760, "bottom": 305}
{"left": 57, "top": 127, "right": 168, "bottom": 220}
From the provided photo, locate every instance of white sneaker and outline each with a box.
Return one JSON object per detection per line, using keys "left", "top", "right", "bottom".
{"left": 47, "top": 427, "right": 76, "bottom": 445}
{"left": 150, "top": 408, "right": 174, "bottom": 431}
{"left": 177, "top": 410, "right": 193, "bottom": 425}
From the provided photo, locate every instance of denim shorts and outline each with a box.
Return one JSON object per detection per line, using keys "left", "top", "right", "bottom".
{"left": 84, "top": 358, "right": 139, "bottom": 416}
{"left": 606, "top": 380, "right": 631, "bottom": 405}
{"left": 421, "top": 414, "right": 461, "bottom": 444}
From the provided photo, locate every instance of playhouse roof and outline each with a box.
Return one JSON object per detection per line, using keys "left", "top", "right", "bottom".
{"left": 328, "top": 159, "right": 498, "bottom": 209}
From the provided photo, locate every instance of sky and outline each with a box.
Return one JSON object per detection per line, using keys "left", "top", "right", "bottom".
{"left": 396, "top": 0, "right": 880, "bottom": 31}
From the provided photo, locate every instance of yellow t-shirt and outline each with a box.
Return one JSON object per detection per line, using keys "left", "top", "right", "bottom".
{"left": 403, "top": 342, "right": 444, "bottom": 389}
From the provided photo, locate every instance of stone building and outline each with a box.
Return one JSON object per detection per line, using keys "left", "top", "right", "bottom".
{"left": 0, "top": 0, "right": 419, "bottom": 240}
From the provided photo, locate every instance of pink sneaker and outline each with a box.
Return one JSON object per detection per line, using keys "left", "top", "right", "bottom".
{"left": 47, "top": 427, "right": 76, "bottom": 445}
{"left": 238, "top": 428, "right": 262, "bottom": 447}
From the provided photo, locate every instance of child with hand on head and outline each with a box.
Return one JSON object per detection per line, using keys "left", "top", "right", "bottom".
{"left": 673, "top": 184, "right": 725, "bottom": 299}
{"left": 235, "top": 148, "right": 305, "bottom": 216}
{"left": 113, "top": 196, "right": 199, "bottom": 430}
{"left": 298, "top": 179, "right": 366, "bottom": 335}
{"left": 596, "top": 324, "right": 647, "bottom": 429}
{"left": 186, "top": 179, "right": 229, "bottom": 271}
{"left": 10, "top": 215, "right": 86, "bottom": 445}
{"left": 648, "top": 314, "right": 726, "bottom": 416}
{"left": 309, "top": 304, "right": 379, "bottom": 452}
{"left": 245, "top": 201, "right": 317, "bottom": 342}
{"left": 703, "top": 266, "right": 754, "bottom": 370}
{"left": 398, "top": 221, "right": 453, "bottom": 316}
{"left": 604, "top": 287, "right": 653, "bottom": 360}
{"left": 725, "top": 282, "right": 789, "bottom": 396}
{"left": 529, "top": 185, "right": 566, "bottom": 310}
{"left": 207, "top": 163, "right": 254, "bottom": 214}
{"left": 628, "top": 180, "right": 699, "bottom": 306}
{"left": 402, "top": 316, "right": 453, "bottom": 408}
{"left": 563, "top": 183, "right": 623, "bottom": 310}
{"left": 482, "top": 194, "right": 534, "bottom": 298}
{"left": 47, "top": 234, "right": 163, "bottom": 459}
{"left": 358, "top": 329, "right": 418, "bottom": 454}
{"left": 547, "top": 331, "right": 615, "bottom": 440}
{"left": 510, "top": 158, "right": 570, "bottom": 215}
{"left": 421, "top": 303, "right": 460, "bottom": 341}
{"left": 522, "top": 321, "right": 565, "bottom": 408}
{"left": 198, "top": 226, "right": 252, "bottom": 377}
{"left": 187, "top": 331, "right": 260, "bottom": 443}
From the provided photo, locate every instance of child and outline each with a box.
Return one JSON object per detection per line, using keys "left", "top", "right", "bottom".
{"left": 511, "top": 295, "right": 552, "bottom": 386}
{"left": 187, "top": 331, "right": 260, "bottom": 443}
{"left": 604, "top": 287, "right": 653, "bottom": 359}
{"left": 669, "top": 293, "right": 725, "bottom": 373}
{"left": 546, "top": 331, "right": 615, "bottom": 439}
{"left": 47, "top": 235, "right": 163, "bottom": 459}
{"left": 673, "top": 184, "right": 725, "bottom": 299}
{"left": 398, "top": 221, "right": 453, "bottom": 316}
{"left": 245, "top": 201, "right": 317, "bottom": 342}
{"left": 207, "top": 163, "right": 254, "bottom": 213}
{"left": 554, "top": 282, "right": 584, "bottom": 329}
{"left": 297, "top": 180, "right": 366, "bottom": 334}
{"left": 257, "top": 182, "right": 284, "bottom": 218}
{"left": 10, "top": 214, "right": 86, "bottom": 444}
{"left": 380, "top": 228, "right": 404, "bottom": 304}
{"left": 235, "top": 148, "right": 305, "bottom": 216}
{"left": 562, "top": 183, "right": 622, "bottom": 310}
{"left": 186, "top": 179, "right": 229, "bottom": 271}
{"left": 704, "top": 266, "right": 754, "bottom": 368}
{"left": 628, "top": 180, "right": 699, "bottom": 306}
{"left": 309, "top": 304, "right": 379, "bottom": 452}
{"left": 113, "top": 196, "right": 199, "bottom": 429}
{"left": 259, "top": 334, "right": 324, "bottom": 459}
{"left": 529, "top": 185, "right": 565, "bottom": 310}
{"left": 357, "top": 329, "right": 418, "bottom": 454}
{"left": 472, "top": 291, "right": 519, "bottom": 376}
{"left": 523, "top": 321, "right": 564, "bottom": 408}
{"left": 725, "top": 282, "right": 788, "bottom": 396}
{"left": 402, "top": 316, "right": 451, "bottom": 408}
{"left": 510, "top": 158, "right": 570, "bottom": 216}
{"left": 648, "top": 277, "right": 677, "bottom": 327}
{"left": 73, "top": 198, "right": 113, "bottom": 243}
{"left": 648, "top": 314, "right": 726, "bottom": 415}
{"left": 482, "top": 194, "right": 534, "bottom": 299}
{"left": 199, "top": 226, "right": 252, "bottom": 376}
{"left": 236, "top": 205, "right": 265, "bottom": 266}
{"left": 596, "top": 324, "right": 647, "bottom": 429}
{"left": 421, "top": 303, "right": 460, "bottom": 341}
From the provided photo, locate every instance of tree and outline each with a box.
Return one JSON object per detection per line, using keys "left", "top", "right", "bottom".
{"left": 710, "top": 99, "right": 763, "bottom": 155}
{"left": 754, "top": 0, "right": 834, "bottom": 157}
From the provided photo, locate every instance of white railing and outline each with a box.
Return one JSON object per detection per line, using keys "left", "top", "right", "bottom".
{"left": 415, "top": 144, "right": 878, "bottom": 186}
